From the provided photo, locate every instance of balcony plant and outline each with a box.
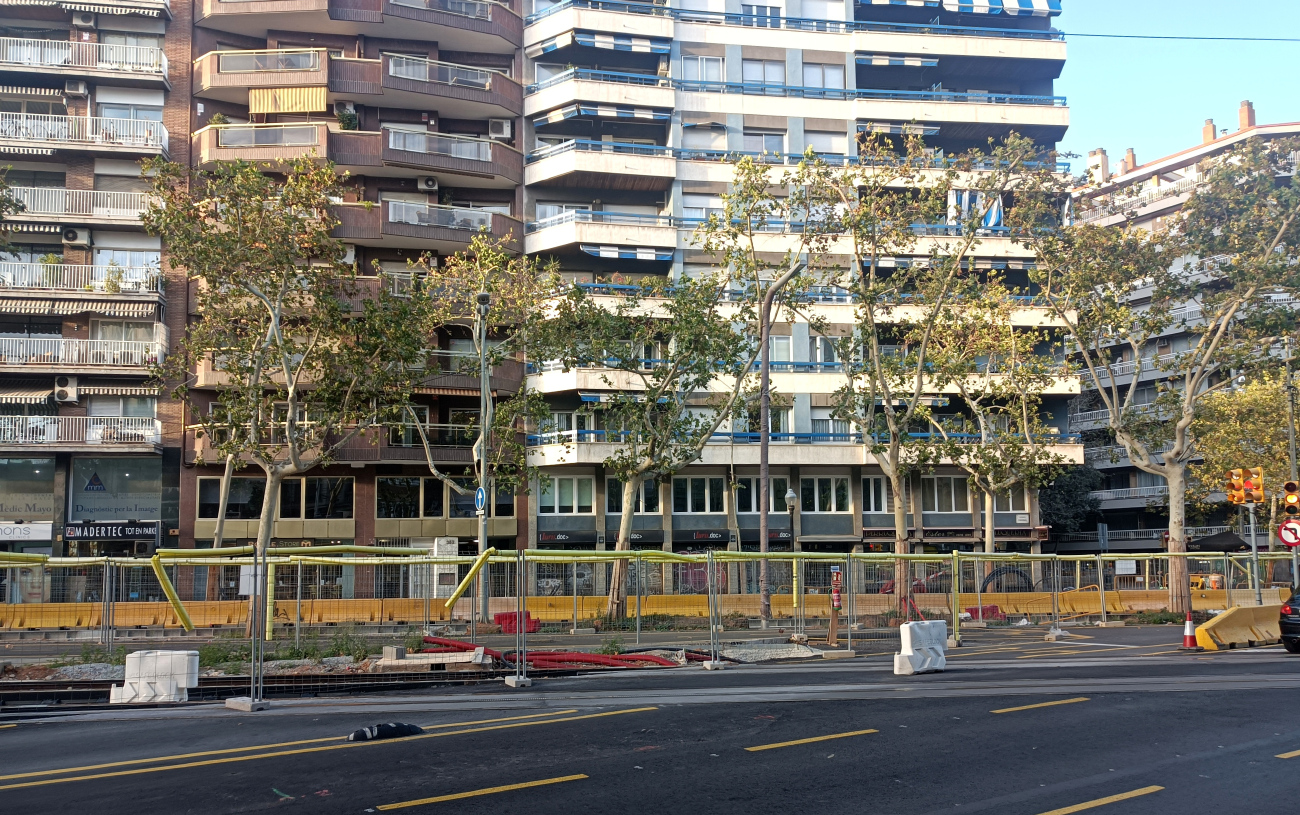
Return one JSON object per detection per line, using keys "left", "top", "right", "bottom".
{"left": 38, "top": 252, "right": 62, "bottom": 288}
{"left": 335, "top": 110, "right": 359, "bottom": 131}
{"left": 103, "top": 260, "right": 124, "bottom": 293}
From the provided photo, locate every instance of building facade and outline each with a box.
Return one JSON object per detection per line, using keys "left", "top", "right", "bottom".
{"left": 1064, "top": 101, "right": 1300, "bottom": 553}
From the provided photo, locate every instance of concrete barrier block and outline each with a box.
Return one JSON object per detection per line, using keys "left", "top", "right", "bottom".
{"left": 1196, "top": 605, "right": 1282, "bottom": 651}
{"left": 894, "top": 620, "right": 947, "bottom": 675}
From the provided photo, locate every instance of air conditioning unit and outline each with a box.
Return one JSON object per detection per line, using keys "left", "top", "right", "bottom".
{"left": 54, "top": 376, "right": 78, "bottom": 403}
{"left": 341, "top": 244, "right": 355, "bottom": 265}
{"left": 133, "top": 540, "right": 156, "bottom": 557}
{"left": 334, "top": 101, "right": 356, "bottom": 115}
{"left": 417, "top": 176, "right": 439, "bottom": 192}
{"left": 71, "top": 11, "right": 96, "bottom": 27}
{"left": 488, "top": 118, "right": 512, "bottom": 140}
{"left": 64, "top": 80, "right": 88, "bottom": 97}
{"left": 62, "top": 227, "right": 90, "bottom": 247}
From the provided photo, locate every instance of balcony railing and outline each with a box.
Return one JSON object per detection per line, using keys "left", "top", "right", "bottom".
{"left": 386, "top": 128, "right": 492, "bottom": 161}
{"left": 0, "top": 416, "right": 161, "bottom": 446}
{"left": 215, "top": 123, "right": 320, "bottom": 148}
{"left": 9, "top": 187, "right": 151, "bottom": 221}
{"left": 387, "top": 201, "right": 493, "bottom": 231}
{"left": 1088, "top": 485, "right": 1169, "bottom": 502}
{"left": 0, "top": 339, "right": 163, "bottom": 367}
{"left": 0, "top": 37, "right": 167, "bottom": 76}
{"left": 0, "top": 263, "right": 163, "bottom": 294}
{"left": 526, "top": 209, "right": 674, "bottom": 233}
{"left": 1054, "top": 526, "right": 1230, "bottom": 543}
{"left": 387, "top": 422, "right": 477, "bottom": 447}
{"left": 388, "top": 55, "right": 494, "bottom": 89}
{"left": 1077, "top": 177, "right": 1199, "bottom": 223}
{"left": 0, "top": 113, "right": 167, "bottom": 152}
{"left": 525, "top": 0, "right": 1065, "bottom": 40}
{"left": 390, "top": 0, "right": 494, "bottom": 19}
{"left": 216, "top": 48, "right": 321, "bottom": 72}
{"left": 528, "top": 429, "right": 1080, "bottom": 447}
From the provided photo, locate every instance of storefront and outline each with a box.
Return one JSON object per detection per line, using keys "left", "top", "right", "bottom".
{"left": 0, "top": 457, "right": 57, "bottom": 554}
{"left": 65, "top": 457, "right": 162, "bottom": 556}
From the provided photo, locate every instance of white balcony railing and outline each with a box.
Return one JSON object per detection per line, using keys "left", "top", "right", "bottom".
{"left": 0, "top": 263, "right": 163, "bottom": 294}
{"left": 0, "top": 113, "right": 168, "bottom": 152}
{"left": 1088, "top": 485, "right": 1169, "bottom": 502}
{"left": 1077, "top": 176, "right": 1199, "bottom": 223}
{"left": 387, "top": 200, "right": 492, "bottom": 231}
{"left": 0, "top": 37, "right": 167, "bottom": 76}
{"left": 0, "top": 416, "right": 161, "bottom": 446}
{"left": 9, "top": 186, "right": 151, "bottom": 221}
{"left": 0, "top": 338, "right": 163, "bottom": 367}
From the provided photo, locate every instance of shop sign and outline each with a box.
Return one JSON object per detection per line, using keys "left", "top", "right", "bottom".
{"left": 0, "top": 522, "right": 53, "bottom": 541}
{"left": 64, "top": 521, "right": 161, "bottom": 541}
{"left": 537, "top": 530, "right": 598, "bottom": 544}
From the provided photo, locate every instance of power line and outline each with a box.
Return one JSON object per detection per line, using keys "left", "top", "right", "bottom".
{"left": 1061, "top": 32, "right": 1300, "bottom": 42}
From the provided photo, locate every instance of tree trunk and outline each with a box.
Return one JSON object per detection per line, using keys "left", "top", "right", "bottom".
{"left": 889, "top": 469, "right": 912, "bottom": 615}
{"left": 1165, "top": 466, "right": 1191, "bottom": 614}
{"left": 212, "top": 455, "right": 235, "bottom": 548}
{"left": 984, "top": 489, "right": 996, "bottom": 555}
{"left": 605, "top": 476, "right": 640, "bottom": 619}
{"left": 246, "top": 469, "right": 283, "bottom": 636}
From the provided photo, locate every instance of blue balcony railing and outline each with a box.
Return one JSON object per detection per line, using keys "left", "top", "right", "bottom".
{"left": 527, "top": 429, "right": 1081, "bottom": 447}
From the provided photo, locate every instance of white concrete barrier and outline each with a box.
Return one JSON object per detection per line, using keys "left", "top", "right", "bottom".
{"left": 893, "top": 620, "right": 947, "bottom": 676}
{"left": 110, "top": 650, "right": 200, "bottom": 704}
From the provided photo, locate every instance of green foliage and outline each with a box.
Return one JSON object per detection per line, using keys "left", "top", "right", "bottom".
{"left": 327, "top": 623, "right": 372, "bottom": 662}
{"left": 78, "top": 644, "right": 127, "bottom": 665}
{"left": 403, "top": 626, "right": 426, "bottom": 653}
{"left": 1038, "top": 466, "right": 1104, "bottom": 534}
{"left": 1130, "top": 610, "right": 1184, "bottom": 625}
{"left": 597, "top": 636, "right": 624, "bottom": 655}
{"left": 198, "top": 638, "right": 249, "bottom": 667}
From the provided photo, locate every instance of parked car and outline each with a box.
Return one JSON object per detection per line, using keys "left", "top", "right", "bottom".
{"left": 1280, "top": 602, "right": 1300, "bottom": 653}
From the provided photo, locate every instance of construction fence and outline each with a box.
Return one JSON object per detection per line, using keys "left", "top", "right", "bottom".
{"left": 1, "top": 548, "right": 1295, "bottom": 647}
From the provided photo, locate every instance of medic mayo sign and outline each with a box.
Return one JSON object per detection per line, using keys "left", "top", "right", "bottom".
{"left": 64, "top": 521, "right": 161, "bottom": 541}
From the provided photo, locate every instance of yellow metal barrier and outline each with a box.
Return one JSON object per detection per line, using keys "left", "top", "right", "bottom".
{"left": 1196, "top": 604, "right": 1282, "bottom": 650}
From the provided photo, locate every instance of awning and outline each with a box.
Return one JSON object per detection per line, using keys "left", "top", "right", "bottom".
{"left": 78, "top": 385, "right": 159, "bottom": 396}
{"left": 860, "top": 257, "right": 1035, "bottom": 270}
{"left": 413, "top": 386, "right": 497, "bottom": 396}
{"left": 0, "top": 381, "right": 51, "bottom": 404}
{"left": 579, "top": 245, "right": 673, "bottom": 261}
{"left": 2, "top": 222, "right": 59, "bottom": 230}
{"left": 0, "top": 85, "right": 63, "bottom": 97}
{"left": 524, "top": 32, "right": 573, "bottom": 58}
{"left": 573, "top": 31, "right": 671, "bottom": 54}
{"left": 856, "top": 54, "right": 939, "bottom": 68}
{"left": 61, "top": 1, "right": 162, "bottom": 14}
{"left": 533, "top": 104, "right": 671, "bottom": 128}
{"left": 0, "top": 298, "right": 157, "bottom": 318}
{"left": 858, "top": 121, "right": 941, "bottom": 136}
{"left": 249, "top": 86, "right": 327, "bottom": 115}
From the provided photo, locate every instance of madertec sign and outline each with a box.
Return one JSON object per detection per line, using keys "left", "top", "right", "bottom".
{"left": 64, "top": 521, "right": 161, "bottom": 540}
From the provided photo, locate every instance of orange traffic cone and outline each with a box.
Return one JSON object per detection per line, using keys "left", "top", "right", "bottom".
{"left": 1182, "top": 611, "right": 1200, "bottom": 650}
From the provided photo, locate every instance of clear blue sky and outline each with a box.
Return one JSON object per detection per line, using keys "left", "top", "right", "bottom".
{"left": 1055, "top": 0, "right": 1300, "bottom": 168}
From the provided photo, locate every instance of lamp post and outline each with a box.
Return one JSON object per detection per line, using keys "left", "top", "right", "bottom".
{"left": 476, "top": 291, "right": 492, "bottom": 625}
{"left": 1286, "top": 338, "right": 1298, "bottom": 588}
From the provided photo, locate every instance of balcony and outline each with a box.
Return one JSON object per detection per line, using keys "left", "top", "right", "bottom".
{"left": 193, "top": 48, "right": 327, "bottom": 100}
{"left": 1088, "top": 485, "right": 1168, "bottom": 506}
{"left": 0, "top": 113, "right": 167, "bottom": 157}
{"left": 0, "top": 339, "right": 164, "bottom": 373}
{"left": 0, "top": 416, "right": 162, "bottom": 452}
{"left": 193, "top": 122, "right": 327, "bottom": 166}
{"left": 1077, "top": 177, "right": 1198, "bottom": 225}
{"left": 195, "top": 0, "right": 521, "bottom": 52}
{"left": 332, "top": 422, "right": 475, "bottom": 463}
{"left": 0, "top": 263, "right": 165, "bottom": 310}
{"left": 8, "top": 187, "right": 150, "bottom": 227}
{"left": 525, "top": 139, "right": 675, "bottom": 190}
{"left": 525, "top": 68, "right": 674, "bottom": 120}
{"left": 0, "top": 37, "right": 168, "bottom": 87}
{"left": 382, "top": 54, "right": 521, "bottom": 117}
{"left": 525, "top": 210, "right": 675, "bottom": 256}
{"left": 329, "top": 127, "right": 521, "bottom": 186}
{"left": 333, "top": 201, "right": 521, "bottom": 252}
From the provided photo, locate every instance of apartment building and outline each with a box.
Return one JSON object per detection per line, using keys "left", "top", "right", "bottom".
{"left": 519, "top": 0, "right": 1078, "bottom": 564}
{"left": 0, "top": 0, "right": 189, "bottom": 561}
{"left": 1063, "top": 101, "right": 1300, "bottom": 553}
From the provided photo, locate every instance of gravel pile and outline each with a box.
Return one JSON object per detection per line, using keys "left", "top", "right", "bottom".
{"left": 51, "top": 663, "right": 126, "bottom": 681}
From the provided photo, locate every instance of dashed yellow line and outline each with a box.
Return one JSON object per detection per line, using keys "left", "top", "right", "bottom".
{"left": 378, "top": 774, "right": 588, "bottom": 810}
{"left": 992, "top": 698, "right": 1090, "bottom": 714}
{"left": 1034, "top": 785, "right": 1163, "bottom": 814}
{"left": 1276, "top": 748, "right": 1300, "bottom": 759}
{"left": 745, "top": 729, "right": 878, "bottom": 751}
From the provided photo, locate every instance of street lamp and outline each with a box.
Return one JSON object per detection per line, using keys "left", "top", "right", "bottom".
{"left": 475, "top": 292, "right": 492, "bottom": 625}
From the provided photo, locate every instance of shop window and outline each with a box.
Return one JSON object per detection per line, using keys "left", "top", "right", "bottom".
{"left": 539, "top": 476, "right": 594, "bottom": 514}
{"left": 733, "top": 476, "right": 791, "bottom": 513}
{"left": 607, "top": 478, "right": 659, "bottom": 514}
{"left": 376, "top": 477, "right": 420, "bottom": 519}
{"left": 304, "top": 477, "right": 353, "bottom": 519}
{"left": 422, "top": 478, "right": 445, "bottom": 518}
{"left": 672, "top": 476, "right": 725, "bottom": 513}
{"left": 279, "top": 479, "right": 302, "bottom": 518}
{"left": 67, "top": 457, "right": 161, "bottom": 521}
{"left": 862, "top": 476, "right": 886, "bottom": 513}
{"left": 0, "top": 457, "right": 55, "bottom": 522}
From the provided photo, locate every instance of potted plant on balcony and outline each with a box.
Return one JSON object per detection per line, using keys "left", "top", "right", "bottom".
{"left": 336, "top": 109, "right": 359, "bottom": 131}
{"left": 38, "top": 252, "right": 62, "bottom": 289}
{"left": 104, "top": 260, "right": 124, "bottom": 293}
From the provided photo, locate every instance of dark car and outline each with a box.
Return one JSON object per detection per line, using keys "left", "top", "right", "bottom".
{"left": 1280, "top": 602, "right": 1300, "bottom": 653}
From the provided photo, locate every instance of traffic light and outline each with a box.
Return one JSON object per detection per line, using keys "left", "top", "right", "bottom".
{"left": 1225, "top": 469, "right": 1245, "bottom": 504}
{"left": 1244, "top": 467, "right": 1264, "bottom": 504}
{"left": 1285, "top": 480, "right": 1300, "bottom": 517}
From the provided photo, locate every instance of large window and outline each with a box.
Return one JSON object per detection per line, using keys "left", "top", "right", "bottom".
{"left": 733, "top": 476, "right": 790, "bottom": 513}
{"left": 995, "top": 487, "right": 1027, "bottom": 513}
{"left": 376, "top": 477, "right": 421, "bottom": 519}
{"left": 539, "top": 476, "right": 593, "bottom": 514}
{"left": 607, "top": 478, "right": 660, "bottom": 514}
{"left": 673, "top": 476, "right": 725, "bottom": 513}
{"left": 197, "top": 477, "right": 266, "bottom": 519}
{"left": 741, "top": 59, "right": 784, "bottom": 85}
{"left": 862, "top": 476, "right": 886, "bottom": 513}
{"left": 0, "top": 458, "right": 55, "bottom": 522}
{"left": 681, "top": 55, "right": 723, "bottom": 82}
{"left": 68, "top": 457, "right": 161, "bottom": 521}
{"left": 449, "top": 477, "right": 477, "bottom": 518}
{"left": 304, "top": 477, "right": 353, "bottom": 519}
{"left": 802, "top": 62, "right": 845, "bottom": 89}
{"left": 921, "top": 475, "right": 969, "bottom": 513}
{"left": 801, "top": 477, "right": 849, "bottom": 512}
{"left": 423, "top": 478, "right": 445, "bottom": 518}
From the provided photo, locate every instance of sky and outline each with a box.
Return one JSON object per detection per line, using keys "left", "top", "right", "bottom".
{"left": 1054, "top": 0, "right": 1300, "bottom": 169}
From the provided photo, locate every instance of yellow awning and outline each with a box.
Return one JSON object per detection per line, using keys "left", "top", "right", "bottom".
{"left": 248, "top": 86, "right": 327, "bottom": 115}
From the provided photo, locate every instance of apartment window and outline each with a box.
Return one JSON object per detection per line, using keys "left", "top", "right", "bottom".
{"left": 862, "top": 476, "right": 886, "bottom": 513}
{"left": 810, "top": 409, "right": 849, "bottom": 438}
{"left": 802, "top": 62, "right": 845, "bottom": 89}
{"left": 535, "top": 202, "right": 590, "bottom": 222}
{"left": 994, "top": 487, "right": 1027, "bottom": 513}
{"left": 801, "top": 477, "right": 849, "bottom": 512}
{"left": 682, "top": 193, "right": 724, "bottom": 220}
{"left": 97, "top": 103, "right": 162, "bottom": 122}
{"left": 673, "top": 476, "right": 726, "bottom": 513}
{"left": 197, "top": 477, "right": 266, "bottom": 519}
{"left": 376, "top": 477, "right": 421, "bottom": 519}
{"left": 279, "top": 479, "right": 301, "bottom": 518}
{"left": 92, "top": 320, "right": 153, "bottom": 342}
{"left": 769, "top": 334, "right": 791, "bottom": 362}
{"left": 607, "top": 478, "right": 660, "bottom": 514}
{"left": 6, "top": 170, "right": 64, "bottom": 188}
{"left": 494, "top": 487, "right": 514, "bottom": 517}
{"left": 0, "top": 99, "right": 67, "bottom": 115}
{"left": 101, "top": 32, "right": 162, "bottom": 49}
{"left": 741, "top": 59, "right": 784, "bottom": 86}
{"left": 804, "top": 130, "right": 846, "bottom": 154}
{"left": 681, "top": 55, "right": 723, "bottom": 83}
{"left": 741, "top": 4, "right": 779, "bottom": 26}
{"left": 735, "top": 476, "right": 791, "bottom": 513}
{"left": 449, "top": 477, "right": 478, "bottom": 518}
{"left": 390, "top": 405, "right": 429, "bottom": 447}
{"left": 6, "top": 244, "right": 61, "bottom": 264}
{"left": 808, "top": 336, "right": 838, "bottom": 364}
{"left": 422, "top": 478, "right": 445, "bottom": 518}
{"left": 94, "top": 249, "right": 160, "bottom": 269}
{"left": 680, "top": 127, "right": 726, "bottom": 152}
{"left": 539, "top": 476, "right": 594, "bottom": 514}
{"left": 534, "top": 62, "right": 568, "bottom": 83}
{"left": 87, "top": 395, "right": 154, "bottom": 417}
{"left": 304, "top": 477, "right": 354, "bottom": 519}
{"left": 921, "top": 475, "right": 969, "bottom": 513}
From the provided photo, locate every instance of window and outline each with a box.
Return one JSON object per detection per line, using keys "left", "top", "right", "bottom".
{"left": 681, "top": 55, "right": 723, "bottom": 83}
{"left": 734, "top": 477, "right": 791, "bottom": 512}
{"left": 810, "top": 409, "right": 849, "bottom": 438}
{"left": 101, "top": 32, "right": 162, "bottom": 49}
{"left": 862, "top": 476, "right": 886, "bottom": 513}
{"left": 804, "top": 130, "right": 845, "bottom": 154}
{"left": 94, "top": 248, "right": 160, "bottom": 269}
{"left": 376, "top": 477, "right": 420, "bottom": 519}
{"left": 422, "top": 478, "right": 444, "bottom": 518}
{"left": 672, "top": 476, "right": 726, "bottom": 513}
{"left": 494, "top": 487, "right": 514, "bottom": 517}
{"left": 87, "top": 396, "right": 154, "bottom": 417}
{"left": 802, "top": 62, "right": 845, "bottom": 89}
{"left": 607, "top": 479, "right": 660, "bottom": 513}
{"left": 994, "top": 487, "right": 1027, "bottom": 513}
{"left": 682, "top": 193, "right": 724, "bottom": 220}
{"left": 535, "top": 201, "right": 590, "bottom": 222}
{"left": 742, "top": 131, "right": 784, "bottom": 157}
{"left": 6, "top": 170, "right": 64, "bottom": 188}
{"left": 390, "top": 405, "right": 428, "bottom": 447}
{"left": 97, "top": 103, "right": 162, "bottom": 122}
{"left": 279, "top": 479, "right": 301, "bottom": 518}
{"left": 921, "top": 475, "right": 969, "bottom": 513}
{"left": 198, "top": 477, "right": 265, "bottom": 519}
{"left": 304, "top": 477, "right": 353, "bottom": 519}
{"left": 0, "top": 99, "right": 67, "bottom": 116}
{"left": 534, "top": 62, "right": 567, "bottom": 83}
{"left": 741, "top": 59, "right": 784, "bottom": 86}
{"left": 801, "top": 477, "right": 849, "bottom": 512}
{"left": 449, "top": 477, "right": 477, "bottom": 518}
{"left": 741, "top": 3, "right": 779, "bottom": 26}
{"left": 539, "top": 476, "right": 594, "bottom": 514}
{"left": 680, "top": 127, "right": 726, "bottom": 152}
{"left": 93, "top": 320, "right": 153, "bottom": 343}
{"left": 808, "top": 336, "right": 838, "bottom": 364}
{"left": 770, "top": 335, "right": 791, "bottom": 362}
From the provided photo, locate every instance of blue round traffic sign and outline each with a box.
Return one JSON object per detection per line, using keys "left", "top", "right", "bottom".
{"left": 474, "top": 487, "right": 486, "bottom": 512}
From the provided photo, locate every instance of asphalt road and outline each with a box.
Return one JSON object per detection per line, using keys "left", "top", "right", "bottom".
{"left": 4, "top": 626, "right": 1300, "bottom": 815}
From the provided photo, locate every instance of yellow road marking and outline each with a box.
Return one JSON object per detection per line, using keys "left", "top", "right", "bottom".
{"left": 992, "top": 697, "right": 1090, "bottom": 714}
{"left": 1016, "top": 650, "right": 1089, "bottom": 659}
{"left": 1276, "top": 748, "right": 1300, "bottom": 759}
{"left": 745, "top": 729, "right": 878, "bottom": 752}
{"left": 0, "top": 710, "right": 579, "bottom": 783}
{"left": 0, "top": 724, "right": 15, "bottom": 730}
{"left": 0, "top": 707, "right": 656, "bottom": 791}
{"left": 378, "top": 774, "right": 588, "bottom": 810}
{"left": 1034, "top": 785, "right": 1163, "bottom": 815}
{"left": 947, "top": 646, "right": 1035, "bottom": 658}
